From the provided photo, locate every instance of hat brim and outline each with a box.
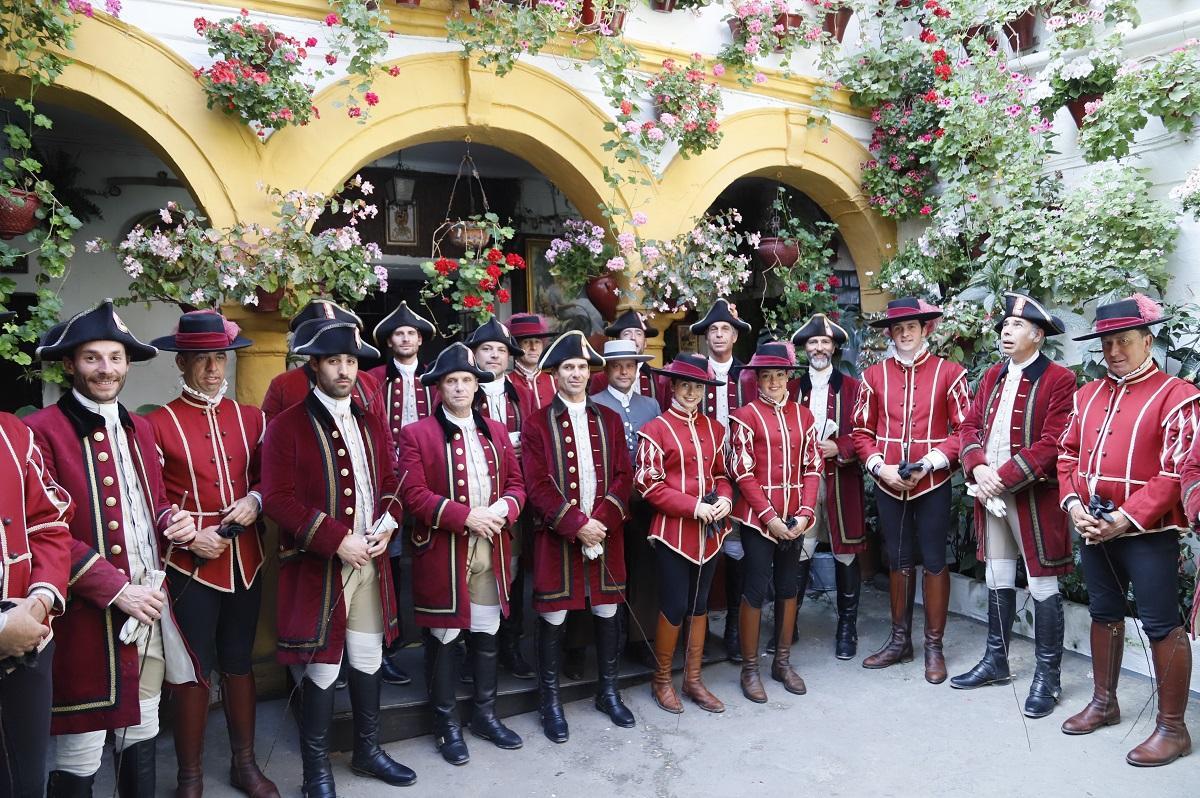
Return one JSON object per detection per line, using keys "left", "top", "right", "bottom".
{"left": 649, "top": 367, "right": 723, "bottom": 387}
{"left": 37, "top": 340, "right": 158, "bottom": 363}
{"left": 149, "top": 334, "right": 254, "bottom": 352}
{"left": 604, "top": 324, "right": 659, "bottom": 338}
{"left": 514, "top": 332, "right": 557, "bottom": 340}
{"left": 868, "top": 311, "right": 942, "bottom": 329}
{"left": 420, "top": 366, "right": 496, "bottom": 386}
{"left": 731, "top": 363, "right": 800, "bottom": 375}
{"left": 603, "top": 353, "right": 654, "bottom": 364}
{"left": 1073, "top": 317, "right": 1169, "bottom": 341}
{"left": 992, "top": 317, "right": 1066, "bottom": 337}
{"left": 0, "top": 311, "right": 13, "bottom": 324}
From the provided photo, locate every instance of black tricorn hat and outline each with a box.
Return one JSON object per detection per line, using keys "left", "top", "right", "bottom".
{"left": 420, "top": 342, "right": 496, "bottom": 386}
{"left": 994, "top": 292, "right": 1065, "bottom": 336}
{"left": 690, "top": 298, "right": 752, "bottom": 335}
{"left": 868, "top": 297, "right": 943, "bottom": 329}
{"left": 291, "top": 319, "right": 380, "bottom": 359}
{"left": 151, "top": 310, "right": 253, "bottom": 352}
{"left": 465, "top": 316, "right": 524, "bottom": 357}
{"left": 792, "top": 313, "right": 849, "bottom": 347}
{"left": 372, "top": 300, "right": 435, "bottom": 346}
{"left": 36, "top": 299, "right": 157, "bottom": 362}
{"left": 538, "top": 330, "right": 605, "bottom": 372}
{"left": 1073, "top": 294, "right": 1170, "bottom": 341}
{"left": 288, "top": 299, "right": 363, "bottom": 333}
{"left": 604, "top": 309, "right": 659, "bottom": 339}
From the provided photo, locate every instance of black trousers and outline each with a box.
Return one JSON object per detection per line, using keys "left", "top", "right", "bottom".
{"left": 0, "top": 638, "right": 53, "bottom": 798}
{"left": 875, "top": 482, "right": 951, "bottom": 573}
{"left": 654, "top": 543, "right": 718, "bottom": 626}
{"left": 741, "top": 527, "right": 800, "bottom": 609}
{"left": 1081, "top": 530, "right": 1183, "bottom": 642}
{"left": 167, "top": 566, "right": 262, "bottom": 678}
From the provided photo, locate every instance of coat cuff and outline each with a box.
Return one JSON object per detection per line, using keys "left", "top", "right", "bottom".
{"left": 997, "top": 454, "right": 1038, "bottom": 493}
{"left": 960, "top": 443, "right": 987, "bottom": 473}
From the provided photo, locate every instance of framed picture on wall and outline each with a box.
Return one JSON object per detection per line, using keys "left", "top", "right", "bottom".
{"left": 385, "top": 201, "right": 417, "bottom": 245}
{"left": 525, "top": 237, "right": 605, "bottom": 339}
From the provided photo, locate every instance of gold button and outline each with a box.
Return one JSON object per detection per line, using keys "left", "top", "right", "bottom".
{"left": 457, "top": 464, "right": 465, "bottom": 471}
{"left": 567, "top": 451, "right": 574, "bottom": 459}
{"left": 105, "top": 497, "right": 117, "bottom": 507}
{"left": 458, "top": 495, "right": 467, "bottom": 502}
{"left": 93, "top": 431, "right": 105, "bottom": 442}
{"left": 110, "top": 544, "right": 122, "bottom": 555}
{"left": 457, "top": 479, "right": 465, "bottom": 486}
{"left": 97, "top": 452, "right": 109, "bottom": 462}
{"left": 344, "top": 488, "right": 353, "bottom": 497}
{"left": 332, "top": 431, "right": 340, "bottom": 439}
{"left": 107, "top": 520, "right": 118, "bottom": 531}
{"left": 102, "top": 476, "right": 114, "bottom": 487}
{"left": 455, "top": 448, "right": 464, "bottom": 455}
{"left": 570, "top": 482, "right": 577, "bottom": 489}
{"left": 565, "top": 436, "right": 573, "bottom": 443}
{"left": 341, "top": 468, "right": 350, "bottom": 476}
{"left": 393, "top": 428, "right": 399, "bottom": 434}
{"left": 454, "top": 434, "right": 461, "bottom": 441}
{"left": 393, "top": 415, "right": 401, "bottom": 421}
{"left": 562, "top": 421, "right": 569, "bottom": 428}
{"left": 337, "top": 449, "right": 346, "bottom": 457}
{"left": 569, "top": 466, "right": 576, "bottom": 473}
{"left": 570, "top": 499, "right": 578, "bottom": 505}
{"left": 345, "top": 507, "right": 354, "bottom": 515}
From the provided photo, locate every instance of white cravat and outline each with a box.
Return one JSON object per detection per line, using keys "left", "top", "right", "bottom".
{"left": 179, "top": 377, "right": 227, "bottom": 407}
{"left": 315, "top": 388, "right": 373, "bottom": 534}
{"left": 710, "top": 357, "right": 733, "bottom": 426}
{"left": 807, "top": 366, "right": 832, "bottom": 437}
{"left": 985, "top": 352, "right": 1038, "bottom": 467}
{"left": 445, "top": 411, "right": 509, "bottom": 516}
{"left": 394, "top": 359, "right": 419, "bottom": 427}
{"left": 480, "top": 378, "right": 507, "bottom": 423}
{"left": 562, "top": 397, "right": 597, "bottom": 515}
{"left": 893, "top": 342, "right": 929, "bottom": 368}
{"left": 73, "top": 390, "right": 157, "bottom": 584}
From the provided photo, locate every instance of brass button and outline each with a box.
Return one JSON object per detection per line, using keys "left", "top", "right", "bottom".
{"left": 455, "top": 448, "right": 464, "bottom": 455}
{"left": 344, "top": 488, "right": 353, "bottom": 497}
{"left": 332, "top": 430, "right": 340, "bottom": 439}
{"left": 105, "top": 497, "right": 117, "bottom": 507}
{"left": 97, "top": 452, "right": 109, "bottom": 462}
{"left": 457, "top": 479, "right": 465, "bottom": 486}
{"left": 107, "top": 520, "right": 119, "bottom": 531}
{"left": 392, "top": 428, "right": 399, "bottom": 434}
{"left": 570, "top": 482, "right": 577, "bottom": 489}
{"left": 103, "top": 476, "right": 114, "bottom": 487}
{"left": 337, "top": 449, "right": 346, "bottom": 457}
{"left": 570, "top": 499, "right": 578, "bottom": 505}
{"left": 567, "top": 451, "right": 574, "bottom": 459}
{"left": 562, "top": 421, "right": 569, "bottom": 428}
{"left": 393, "top": 415, "right": 401, "bottom": 421}
{"left": 457, "top": 464, "right": 465, "bottom": 471}
{"left": 345, "top": 507, "right": 354, "bottom": 515}
{"left": 569, "top": 466, "right": 576, "bottom": 474}
{"left": 454, "top": 434, "right": 462, "bottom": 441}
{"left": 458, "top": 495, "right": 467, "bottom": 502}
{"left": 341, "top": 468, "right": 350, "bottom": 477}
{"left": 565, "top": 436, "right": 573, "bottom": 443}
{"left": 93, "top": 431, "right": 105, "bottom": 442}
{"left": 111, "top": 544, "right": 122, "bottom": 555}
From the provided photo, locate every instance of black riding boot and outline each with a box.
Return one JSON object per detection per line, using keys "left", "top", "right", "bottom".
{"left": 298, "top": 678, "right": 336, "bottom": 798}
{"left": 347, "top": 668, "right": 418, "bottom": 785}
{"left": 950, "top": 588, "right": 1015, "bottom": 689}
{"left": 593, "top": 612, "right": 635, "bottom": 727}
{"left": 114, "top": 738, "right": 155, "bottom": 798}
{"left": 723, "top": 555, "right": 745, "bottom": 663}
{"left": 467, "top": 632, "right": 523, "bottom": 749}
{"left": 425, "top": 634, "right": 469, "bottom": 766}
{"left": 834, "top": 558, "right": 861, "bottom": 660}
{"left": 1025, "top": 594, "right": 1065, "bottom": 718}
{"left": 537, "top": 618, "right": 569, "bottom": 743}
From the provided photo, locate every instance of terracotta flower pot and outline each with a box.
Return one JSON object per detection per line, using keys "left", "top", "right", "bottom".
{"left": 393, "top": 0, "right": 420, "bottom": 6}
{"left": 651, "top": 0, "right": 677, "bottom": 11}
{"left": 580, "top": 0, "right": 626, "bottom": 33}
{"left": 728, "top": 13, "right": 803, "bottom": 52}
{"left": 586, "top": 274, "right": 620, "bottom": 321}
{"left": 822, "top": 8, "right": 853, "bottom": 43}
{"left": 963, "top": 25, "right": 999, "bottom": 51}
{"left": 1066, "top": 93, "right": 1102, "bottom": 128}
{"left": 1003, "top": 9, "right": 1037, "bottom": 53}
{"left": 0, "top": 189, "right": 41, "bottom": 240}
{"left": 251, "top": 286, "right": 285, "bottom": 313}
{"left": 756, "top": 237, "right": 800, "bottom": 268}
{"left": 449, "top": 221, "right": 491, "bottom": 250}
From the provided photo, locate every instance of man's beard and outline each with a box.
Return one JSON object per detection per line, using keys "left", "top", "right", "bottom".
{"left": 809, "top": 354, "right": 831, "bottom": 370}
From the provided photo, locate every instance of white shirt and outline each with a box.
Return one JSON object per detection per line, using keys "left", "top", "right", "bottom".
{"left": 445, "top": 411, "right": 511, "bottom": 519}
{"left": 73, "top": 390, "right": 157, "bottom": 587}
{"left": 480, "top": 378, "right": 508, "bottom": 423}
{"left": 394, "top": 359, "right": 419, "bottom": 427}
{"left": 710, "top": 357, "right": 733, "bottom": 427}
{"left": 314, "top": 388, "right": 374, "bottom": 535}
{"left": 807, "top": 366, "right": 832, "bottom": 437}
{"left": 607, "top": 384, "right": 635, "bottom": 410}
{"left": 984, "top": 352, "right": 1039, "bottom": 468}
{"left": 562, "top": 396, "right": 598, "bottom": 515}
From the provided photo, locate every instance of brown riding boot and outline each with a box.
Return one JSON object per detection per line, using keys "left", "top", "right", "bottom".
{"left": 738, "top": 600, "right": 767, "bottom": 703}
{"left": 681, "top": 615, "right": 724, "bottom": 713}
{"left": 651, "top": 613, "right": 683, "bottom": 714}
{"left": 863, "top": 568, "right": 916, "bottom": 669}
{"left": 771, "top": 597, "right": 806, "bottom": 695}
{"left": 173, "top": 683, "right": 210, "bottom": 798}
{"left": 1062, "top": 621, "right": 1124, "bottom": 735}
{"left": 922, "top": 569, "right": 950, "bottom": 685}
{"left": 222, "top": 673, "right": 281, "bottom": 797}
{"left": 1126, "top": 627, "right": 1193, "bottom": 766}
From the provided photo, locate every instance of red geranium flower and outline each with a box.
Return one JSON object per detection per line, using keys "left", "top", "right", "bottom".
{"left": 505, "top": 253, "right": 526, "bottom": 269}
{"left": 932, "top": 49, "right": 949, "bottom": 64}
{"left": 463, "top": 295, "right": 482, "bottom": 309}
{"left": 486, "top": 264, "right": 503, "bottom": 280}
{"left": 486, "top": 249, "right": 503, "bottom": 263}
{"left": 828, "top": 275, "right": 841, "bottom": 288}
{"left": 934, "top": 64, "right": 952, "bottom": 80}
{"left": 497, "top": 289, "right": 511, "bottom": 303}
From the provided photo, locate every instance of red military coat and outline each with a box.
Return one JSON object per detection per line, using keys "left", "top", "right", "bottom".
{"left": 511, "top": 367, "right": 557, "bottom": 413}
{"left": 634, "top": 407, "right": 734, "bottom": 564}
{"left": 522, "top": 396, "right": 633, "bottom": 612}
{"left": 590, "top": 366, "right": 672, "bottom": 411}
{"left": 789, "top": 369, "right": 867, "bottom": 555}
{"left": 261, "top": 363, "right": 384, "bottom": 426}
{"left": 148, "top": 394, "right": 266, "bottom": 592}
{"left": 398, "top": 408, "right": 525, "bottom": 629}
{"left": 959, "top": 355, "right": 1077, "bottom": 577}
{"left": 0, "top": 413, "right": 72, "bottom": 608}
{"left": 852, "top": 349, "right": 971, "bottom": 499}
{"left": 366, "top": 359, "right": 439, "bottom": 460}
{"left": 27, "top": 393, "right": 202, "bottom": 734}
{"left": 261, "top": 393, "right": 402, "bottom": 665}
{"left": 727, "top": 397, "right": 823, "bottom": 540}
{"left": 1058, "top": 359, "right": 1199, "bottom": 536}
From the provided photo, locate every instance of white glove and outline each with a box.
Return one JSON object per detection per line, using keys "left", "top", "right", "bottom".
{"left": 582, "top": 542, "right": 604, "bottom": 560}
{"left": 370, "top": 512, "right": 399, "bottom": 538}
{"left": 119, "top": 569, "right": 165, "bottom": 647}
{"left": 966, "top": 484, "right": 1007, "bottom": 518}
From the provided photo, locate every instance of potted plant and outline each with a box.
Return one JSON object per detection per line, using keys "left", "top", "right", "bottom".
{"left": 1029, "top": 47, "right": 1120, "bottom": 127}
{"left": 755, "top": 190, "right": 840, "bottom": 335}
{"left": 720, "top": 1, "right": 815, "bottom": 87}
{"left": 1171, "top": 163, "right": 1200, "bottom": 221}
{"left": 447, "top": 0, "right": 580, "bottom": 78}
{"left": 324, "top": 1, "right": 400, "bottom": 119}
{"left": 628, "top": 209, "right": 753, "bottom": 315}
{"left": 643, "top": 55, "right": 725, "bottom": 157}
{"left": 1002, "top": 7, "right": 1037, "bottom": 53}
{"left": 544, "top": 218, "right": 625, "bottom": 320}
{"left": 816, "top": 0, "right": 853, "bottom": 43}
{"left": 651, "top": 0, "right": 713, "bottom": 12}
{"left": 859, "top": 95, "right": 942, "bottom": 220}
{"left": 420, "top": 212, "right": 526, "bottom": 328}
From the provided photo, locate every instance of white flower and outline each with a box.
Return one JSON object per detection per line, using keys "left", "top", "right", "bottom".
{"left": 242, "top": 293, "right": 259, "bottom": 306}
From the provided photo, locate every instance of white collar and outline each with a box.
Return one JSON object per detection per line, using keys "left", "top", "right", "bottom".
{"left": 445, "top": 409, "right": 476, "bottom": 430}
{"left": 179, "top": 377, "right": 226, "bottom": 407}
{"left": 808, "top": 365, "right": 832, "bottom": 386}
{"left": 1109, "top": 355, "right": 1154, "bottom": 384}
{"left": 893, "top": 343, "right": 928, "bottom": 367}
{"left": 515, "top": 363, "right": 539, "bottom": 379}
{"left": 607, "top": 384, "right": 636, "bottom": 407}
{"left": 1007, "top": 351, "right": 1039, "bottom": 374}
{"left": 73, "top": 389, "right": 121, "bottom": 424}
{"left": 710, "top": 357, "right": 733, "bottom": 375}
{"left": 561, "top": 395, "right": 587, "bottom": 414}
{"left": 481, "top": 378, "right": 506, "bottom": 397}
{"left": 393, "top": 358, "right": 417, "bottom": 375}
{"left": 314, "top": 387, "right": 352, "bottom": 418}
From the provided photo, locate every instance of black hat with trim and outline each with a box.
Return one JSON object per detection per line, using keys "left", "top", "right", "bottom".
{"left": 791, "top": 313, "right": 849, "bottom": 347}
{"left": 291, "top": 319, "right": 380, "bottom": 359}
{"left": 372, "top": 300, "right": 435, "bottom": 346}
{"left": 538, "top": 330, "right": 605, "bottom": 371}
{"left": 465, "top": 316, "right": 524, "bottom": 358}
{"left": 994, "top": 292, "right": 1065, "bottom": 336}
{"left": 420, "top": 342, "right": 496, "bottom": 386}
{"left": 36, "top": 299, "right": 157, "bottom": 362}
{"left": 1073, "top": 294, "right": 1170, "bottom": 341}
{"left": 690, "top": 298, "right": 752, "bottom": 335}
{"left": 151, "top": 310, "right": 253, "bottom": 352}
{"left": 288, "top": 298, "right": 363, "bottom": 333}
{"left": 604, "top": 309, "right": 659, "bottom": 339}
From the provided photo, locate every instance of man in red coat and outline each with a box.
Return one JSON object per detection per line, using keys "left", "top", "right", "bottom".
{"left": 397, "top": 343, "right": 526, "bottom": 766}
{"left": 785, "top": 314, "right": 866, "bottom": 660}
{"left": 260, "top": 299, "right": 384, "bottom": 426}
{"left": 28, "top": 300, "right": 199, "bottom": 797}
{"left": 366, "top": 300, "right": 440, "bottom": 688}
{"left": 261, "top": 317, "right": 415, "bottom": 795}
{"left": 589, "top": 309, "right": 671, "bottom": 410}
{"left": 0, "top": 357, "right": 73, "bottom": 798}
{"left": 1059, "top": 295, "right": 1197, "bottom": 767}
{"left": 523, "top": 331, "right": 635, "bottom": 741}
{"left": 952, "top": 293, "right": 1076, "bottom": 721}
{"left": 853, "top": 297, "right": 970, "bottom": 684}
{"left": 509, "top": 313, "right": 557, "bottom": 412}
{"left": 146, "top": 310, "right": 278, "bottom": 797}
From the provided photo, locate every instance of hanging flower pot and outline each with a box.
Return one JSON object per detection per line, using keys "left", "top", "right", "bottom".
{"left": 0, "top": 189, "right": 41, "bottom": 240}
{"left": 822, "top": 8, "right": 853, "bottom": 43}
{"left": 448, "top": 219, "right": 491, "bottom": 250}
{"left": 586, "top": 274, "right": 620, "bottom": 321}
{"left": 756, "top": 237, "right": 800, "bottom": 268}
{"left": 651, "top": 0, "right": 677, "bottom": 11}
{"left": 1003, "top": 9, "right": 1037, "bottom": 53}
{"left": 963, "top": 25, "right": 999, "bottom": 51}
{"left": 251, "top": 286, "right": 285, "bottom": 313}
{"left": 1066, "top": 93, "right": 1102, "bottom": 128}
{"left": 580, "top": 0, "right": 627, "bottom": 32}
{"left": 394, "top": 0, "right": 420, "bottom": 6}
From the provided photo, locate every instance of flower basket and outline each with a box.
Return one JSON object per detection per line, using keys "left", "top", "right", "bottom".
{"left": 1066, "top": 93, "right": 1102, "bottom": 128}
{"left": 822, "top": 8, "right": 853, "bottom": 43}
{"left": 727, "top": 12, "right": 802, "bottom": 53}
{"left": 0, "top": 189, "right": 41, "bottom": 240}
{"left": 252, "top": 286, "right": 285, "bottom": 312}
{"left": 755, "top": 236, "right": 800, "bottom": 268}
{"left": 651, "top": 0, "right": 677, "bottom": 10}
{"left": 1002, "top": 9, "right": 1037, "bottom": 53}
{"left": 581, "top": 0, "right": 626, "bottom": 33}
{"left": 586, "top": 274, "right": 620, "bottom": 321}
{"left": 449, "top": 220, "right": 492, "bottom": 250}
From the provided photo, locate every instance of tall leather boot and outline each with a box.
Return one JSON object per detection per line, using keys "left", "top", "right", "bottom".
{"left": 723, "top": 556, "right": 745, "bottom": 663}
{"left": 45, "top": 770, "right": 95, "bottom": 797}
{"left": 1062, "top": 620, "right": 1124, "bottom": 735}
{"left": 922, "top": 569, "right": 950, "bottom": 684}
{"left": 114, "top": 738, "right": 156, "bottom": 798}
{"left": 536, "top": 618, "right": 569, "bottom": 743}
{"left": 467, "top": 632, "right": 523, "bottom": 748}
{"left": 347, "top": 668, "right": 418, "bottom": 785}
{"left": 221, "top": 673, "right": 280, "bottom": 798}
{"left": 739, "top": 599, "right": 767, "bottom": 703}
{"left": 1024, "top": 595, "right": 1065, "bottom": 718}
{"left": 498, "top": 570, "right": 534, "bottom": 679}
{"left": 862, "top": 567, "right": 916, "bottom": 669}
{"left": 771, "top": 597, "right": 807, "bottom": 695}
{"left": 681, "top": 615, "right": 724, "bottom": 713}
{"left": 425, "top": 634, "right": 469, "bottom": 765}
{"left": 651, "top": 613, "right": 683, "bottom": 714}
{"left": 593, "top": 613, "right": 636, "bottom": 727}
{"left": 172, "top": 683, "right": 210, "bottom": 797}
{"left": 950, "top": 588, "right": 1015, "bottom": 690}
{"left": 766, "top": 555, "right": 811, "bottom": 656}
{"left": 1126, "top": 627, "right": 1193, "bottom": 767}
{"left": 834, "top": 558, "right": 861, "bottom": 660}
{"left": 297, "top": 678, "right": 336, "bottom": 797}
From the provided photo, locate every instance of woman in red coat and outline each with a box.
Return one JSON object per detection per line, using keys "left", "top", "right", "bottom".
{"left": 634, "top": 354, "right": 734, "bottom": 714}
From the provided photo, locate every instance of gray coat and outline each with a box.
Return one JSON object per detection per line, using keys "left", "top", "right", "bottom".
{"left": 590, "top": 386, "right": 662, "bottom": 461}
